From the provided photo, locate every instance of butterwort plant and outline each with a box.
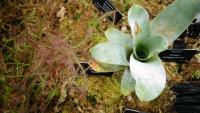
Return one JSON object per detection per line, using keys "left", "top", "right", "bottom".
{"left": 89, "top": 0, "right": 200, "bottom": 101}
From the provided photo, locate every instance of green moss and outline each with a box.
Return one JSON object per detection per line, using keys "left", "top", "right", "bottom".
{"left": 192, "top": 70, "right": 200, "bottom": 79}
{"left": 77, "top": 75, "right": 121, "bottom": 106}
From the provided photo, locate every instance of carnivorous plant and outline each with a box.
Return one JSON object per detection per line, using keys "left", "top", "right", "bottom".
{"left": 89, "top": 0, "right": 200, "bottom": 101}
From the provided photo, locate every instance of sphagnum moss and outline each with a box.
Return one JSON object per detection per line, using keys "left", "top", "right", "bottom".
{"left": 1, "top": 0, "right": 195, "bottom": 113}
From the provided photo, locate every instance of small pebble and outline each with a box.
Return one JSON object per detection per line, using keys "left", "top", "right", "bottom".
{"left": 103, "top": 18, "right": 107, "bottom": 22}
{"left": 73, "top": 98, "right": 79, "bottom": 104}
{"left": 127, "top": 95, "right": 133, "bottom": 101}
{"left": 121, "top": 25, "right": 127, "bottom": 32}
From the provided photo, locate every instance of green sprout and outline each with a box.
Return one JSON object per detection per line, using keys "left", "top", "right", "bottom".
{"left": 90, "top": 0, "right": 200, "bottom": 101}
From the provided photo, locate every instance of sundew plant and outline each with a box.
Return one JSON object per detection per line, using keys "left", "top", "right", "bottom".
{"left": 90, "top": 0, "right": 200, "bottom": 101}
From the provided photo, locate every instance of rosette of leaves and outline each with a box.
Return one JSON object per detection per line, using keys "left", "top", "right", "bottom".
{"left": 90, "top": 0, "right": 200, "bottom": 101}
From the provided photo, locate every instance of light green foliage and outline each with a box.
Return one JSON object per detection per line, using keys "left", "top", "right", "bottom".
{"left": 150, "top": 0, "right": 200, "bottom": 44}
{"left": 90, "top": 42, "right": 132, "bottom": 66}
{"left": 128, "top": 5, "right": 150, "bottom": 39}
{"left": 90, "top": 0, "right": 200, "bottom": 101}
{"left": 192, "top": 70, "right": 200, "bottom": 79}
{"left": 121, "top": 68, "right": 136, "bottom": 96}
{"left": 134, "top": 35, "right": 168, "bottom": 61}
{"left": 105, "top": 28, "right": 133, "bottom": 48}
{"left": 130, "top": 55, "right": 166, "bottom": 101}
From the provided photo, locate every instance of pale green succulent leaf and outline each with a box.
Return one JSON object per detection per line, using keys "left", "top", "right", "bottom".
{"left": 105, "top": 28, "right": 133, "bottom": 48}
{"left": 89, "top": 60, "right": 126, "bottom": 72}
{"left": 150, "top": 0, "right": 200, "bottom": 45}
{"left": 90, "top": 42, "right": 132, "bottom": 66}
{"left": 134, "top": 35, "right": 168, "bottom": 61}
{"left": 121, "top": 68, "right": 136, "bottom": 96}
{"left": 129, "top": 55, "right": 166, "bottom": 102}
{"left": 128, "top": 5, "right": 150, "bottom": 38}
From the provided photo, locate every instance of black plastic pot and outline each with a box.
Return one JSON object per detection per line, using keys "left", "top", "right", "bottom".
{"left": 172, "top": 81, "right": 200, "bottom": 113}
{"left": 92, "top": 0, "right": 123, "bottom": 24}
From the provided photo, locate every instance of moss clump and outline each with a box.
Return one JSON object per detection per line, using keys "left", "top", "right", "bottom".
{"left": 75, "top": 75, "right": 122, "bottom": 112}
